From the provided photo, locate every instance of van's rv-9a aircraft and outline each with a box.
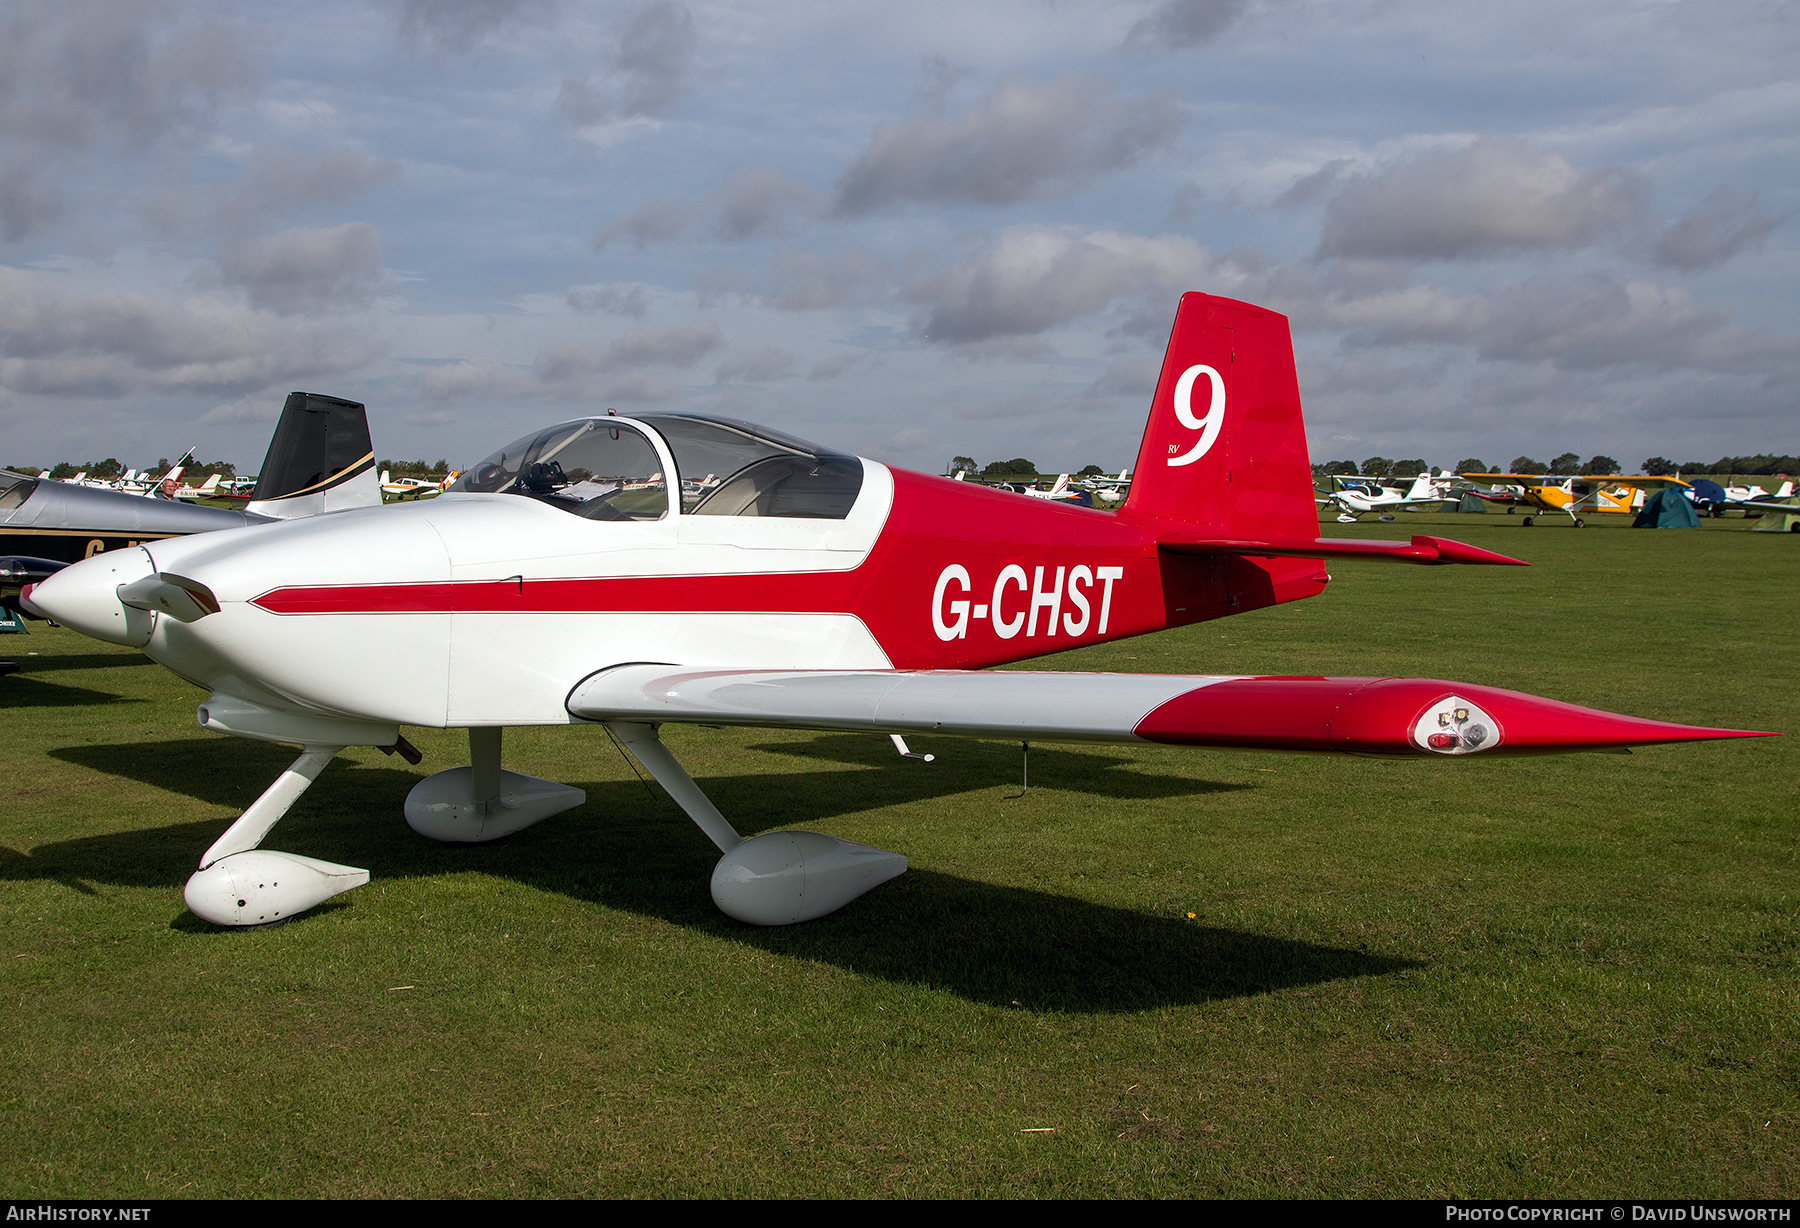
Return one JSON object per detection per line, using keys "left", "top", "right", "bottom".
{"left": 24, "top": 294, "right": 1773, "bottom": 930}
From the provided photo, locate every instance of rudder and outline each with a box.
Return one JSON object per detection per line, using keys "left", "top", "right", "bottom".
{"left": 1121, "top": 293, "right": 1317, "bottom": 537}
{"left": 246, "top": 391, "right": 380, "bottom": 519}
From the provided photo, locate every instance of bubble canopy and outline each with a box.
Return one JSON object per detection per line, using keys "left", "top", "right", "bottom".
{"left": 448, "top": 414, "right": 864, "bottom": 521}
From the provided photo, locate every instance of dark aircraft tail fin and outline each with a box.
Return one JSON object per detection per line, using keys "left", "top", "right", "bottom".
{"left": 1121, "top": 293, "right": 1318, "bottom": 539}
{"left": 246, "top": 392, "right": 380, "bottom": 520}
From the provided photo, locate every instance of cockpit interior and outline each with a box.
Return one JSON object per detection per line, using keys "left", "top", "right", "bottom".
{"left": 449, "top": 414, "right": 864, "bottom": 521}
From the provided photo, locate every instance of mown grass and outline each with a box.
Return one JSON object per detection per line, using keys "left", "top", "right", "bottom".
{"left": 0, "top": 509, "right": 1793, "bottom": 1198}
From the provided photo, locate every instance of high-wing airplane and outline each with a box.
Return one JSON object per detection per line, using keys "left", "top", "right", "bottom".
{"left": 1458, "top": 473, "right": 1693, "bottom": 526}
{"left": 1316, "top": 473, "right": 1457, "bottom": 523}
{"left": 24, "top": 294, "right": 1772, "bottom": 931}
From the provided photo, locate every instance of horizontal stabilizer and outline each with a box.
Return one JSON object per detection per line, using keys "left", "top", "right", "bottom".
{"left": 568, "top": 665, "right": 1771, "bottom": 755}
{"left": 1158, "top": 533, "right": 1527, "bottom": 566}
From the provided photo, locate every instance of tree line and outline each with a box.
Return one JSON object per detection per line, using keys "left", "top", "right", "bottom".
{"left": 7, "top": 456, "right": 454, "bottom": 482}
{"left": 948, "top": 456, "right": 1110, "bottom": 478}
{"left": 1314, "top": 452, "right": 1795, "bottom": 480}
{"left": 7, "top": 457, "right": 240, "bottom": 482}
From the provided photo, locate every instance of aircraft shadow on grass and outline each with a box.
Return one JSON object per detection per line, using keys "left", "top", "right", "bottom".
{"left": 0, "top": 675, "right": 145, "bottom": 708}
{"left": 5, "top": 651, "right": 156, "bottom": 673}
{"left": 22, "top": 738, "right": 1416, "bottom": 1012}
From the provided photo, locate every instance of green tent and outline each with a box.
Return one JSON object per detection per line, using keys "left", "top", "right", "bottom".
{"left": 1632, "top": 489, "right": 1699, "bottom": 528}
{"left": 1455, "top": 493, "right": 1488, "bottom": 513}
{"left": 1749, "top": 499, "right": 1800, "bottom": 533}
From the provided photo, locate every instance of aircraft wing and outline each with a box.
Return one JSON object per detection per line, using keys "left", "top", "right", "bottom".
{"left": 567, "top": 665, "right": 1764, "bottom": 756}
{"left": 1462, "top": 472, "right": 1690, "bottom": 488}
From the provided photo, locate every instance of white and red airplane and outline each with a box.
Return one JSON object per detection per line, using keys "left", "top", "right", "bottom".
{"left": 24, "top": 294, "right": 1773, "bottom": 930}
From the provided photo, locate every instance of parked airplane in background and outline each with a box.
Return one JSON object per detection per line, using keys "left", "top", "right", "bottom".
{"left": 1085, "top": 468, "right": 1132, "bottom": 503}
{"left": 171, "top": 474, "right": 224, "bottom": 501}
{"left": 1699, "top": 480, "right": 1797, "bottom": 517}
{"left": 1, "top": 392, "right": 378, "bottom": 619}
{"left": 379, "top": 470, "right": 457, "bottom": 501}
{"left": 26, "top": 294, "right": 1771, "bottom": 933}
{"left": 1317, "top": 473, "right": 1456, "bottom": 523}
{"left": 1458, "top": 473, "right": 1689, "bottom": 526}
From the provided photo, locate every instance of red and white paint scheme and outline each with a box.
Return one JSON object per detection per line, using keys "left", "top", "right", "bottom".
{"left": 26, "top": 293, "right": 1774, "bottom": 928}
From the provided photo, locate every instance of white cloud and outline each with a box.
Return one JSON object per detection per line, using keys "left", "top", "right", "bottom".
{"left": 595, "top": 316, "right": 723, "bottom": 368}
{"left": 593, "top": 196, "right": 693, "bottom": 249}
{"left": 834, "top": 74, "right": 1185, "bottom": 214}
{"left": 715, "top": 346, "right": 797, "bottom": 383}
{"left": 196, "top": 393, "right": 281, "bottom": 425}
{"left": 901, "top": 227, "right": 1208, "bottom": 345}
{"left": 1651, "top": 186, "right": 1786, "bottom": 271}
{"left": 715, "top": 168, "right": 821, "bottom": 242}
{"left": 387, "top": 0, "right": 554, "bottom": 55}
{"left": 207, "top": 145, "right": 400, "bottom": 235}
{"left": 0, "top": 266, "right": 383, "bottom": 399}
{"left": 808, "top": 351, "right": 881, "bottom": 382}
{"left": 214, "top": 224, "right": 386, "bottom": 315}
{"left": 1207, "top": 253, "right": 1800, "bottom": 378}
{"left": 566, "top": 282, "right": 649, "bottom": 317}
{"left": 421, "top": 317, "right": 723, "bottom": 404}
{"left": 1316, "top": 138, "right": 1649, "bottom": 261}
{"left": 0, "top": 0, "right": 254, "bottom": 241}
{"left": 1124, "top": 0, "right": 1255, "bottom": 52}
{"left": 767, "top": 248, "right": 885, "bottom": 311}
{"left": 614, "top": 1, "right": 695, "bottom": 117}
{"left": 556, "top": 1, "right": 696, "bottom": 126}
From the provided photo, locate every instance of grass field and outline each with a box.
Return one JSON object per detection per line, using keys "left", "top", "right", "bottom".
{"left": 1, "top": 509, "right": 1794, "bottom": 1198}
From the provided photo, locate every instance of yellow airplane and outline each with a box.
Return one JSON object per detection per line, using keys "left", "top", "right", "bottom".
{"left": 1459, "top": 473, "right": 1692, "bottom": 526}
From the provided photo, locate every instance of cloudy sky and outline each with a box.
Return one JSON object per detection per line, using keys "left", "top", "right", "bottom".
{"left": 1, "top": 0, "right": 1795, "bottom": 475}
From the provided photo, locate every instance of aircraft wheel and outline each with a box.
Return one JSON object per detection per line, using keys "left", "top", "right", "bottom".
{"left": 1573, "top": 518, "right": 1586, "bottom": 528}
{"left": 1521, "top": 516, "right": 1534, "bottom": 526}
{"left": 1377, "top": 513, "right": 1395, "bottom": 522}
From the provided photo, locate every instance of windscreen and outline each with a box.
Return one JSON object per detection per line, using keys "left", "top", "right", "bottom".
{"left": 0, "top": 471, "right": 37, "bottom": 512}
{"left": 637, "top": 414, "right": 863, "bottom": 519}
{"left": 448, "top": 420, "right": 668, "bottom": 520}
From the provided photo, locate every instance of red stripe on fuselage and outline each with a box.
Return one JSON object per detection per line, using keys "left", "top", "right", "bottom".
{"left": 252, "top": 571, "right": 862, "bottom": 616}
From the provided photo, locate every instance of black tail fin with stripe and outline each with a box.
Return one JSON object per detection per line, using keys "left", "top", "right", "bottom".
{"left": 246, "top": 392, "right": 379, "bottom": 519}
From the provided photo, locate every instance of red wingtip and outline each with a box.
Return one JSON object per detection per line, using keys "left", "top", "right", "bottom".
{"left": 1333, "top": 681, "right": 1778, "bottom": 755}
{"left": 1133, "top": 676, "right": 1778, "bottom": 756}
{"left": 1412, "top": 536, "right": 1530, "bottom": 566}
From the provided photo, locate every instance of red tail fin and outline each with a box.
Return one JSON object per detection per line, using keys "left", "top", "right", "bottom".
{"left": 1122, "top": 293, "right": 1317, "bottom": 538}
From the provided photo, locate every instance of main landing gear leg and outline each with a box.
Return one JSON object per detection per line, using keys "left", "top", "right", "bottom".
{"left": 605, "top": 721, "right": 907, "bottom": 925}
{"left": 404, "top": 727, "right": 586, "bottom": 842}
{"left": 184, "top": 746, "right": 369, "bottom": 926}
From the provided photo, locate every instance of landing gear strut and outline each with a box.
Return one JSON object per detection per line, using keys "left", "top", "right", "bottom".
{"left": 404, "top": 727, "right": 585, "bottom": 842}
{"left": 184, "top": 745, "right": 369, "bottom": 926}
{"left": 606, "top": 721, "right": 906, "bottom": 925}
